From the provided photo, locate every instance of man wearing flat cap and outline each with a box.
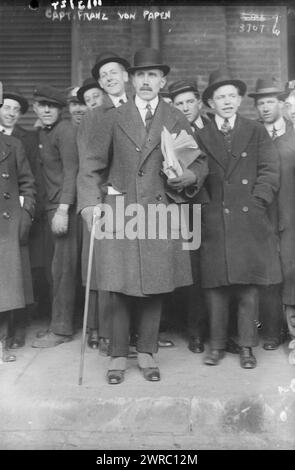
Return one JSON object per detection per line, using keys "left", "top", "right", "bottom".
{"left": 196, "top": 68, "right": 282, "bottom": 369}
{"left": 250, "top": 78, "right": 295, "bottom": 357}
{"left": 0, "top": 87, "right": 46, "bottom": 349}
{"left": 78, "top": 47, "right": 208, "bottom": 384}
{"left": 0, "top": 81, "right": 35, "bottom": 362}
{"left": 31, "top": 84, "right": 79, "bottom": 348}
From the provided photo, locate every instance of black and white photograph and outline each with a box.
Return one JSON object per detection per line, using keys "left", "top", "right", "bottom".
{"left": 0, "top": 0, "right": 294, "bottom": 454}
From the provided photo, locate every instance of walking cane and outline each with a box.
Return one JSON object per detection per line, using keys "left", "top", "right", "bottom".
{"left": 78, "top": 210, "right": 97, "bottom": 385}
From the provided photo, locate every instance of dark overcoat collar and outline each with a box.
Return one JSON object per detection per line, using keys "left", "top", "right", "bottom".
{"left": 0, "top": 133, "right": 12, "bottom": 163}
{"left": 199, "top": 114, "right": 255, "bottom": 177}
{"left": 116, "top": 98, "right": 178, "bottom": 167}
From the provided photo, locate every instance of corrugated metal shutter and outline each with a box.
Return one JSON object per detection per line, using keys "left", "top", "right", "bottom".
{"left": 0, "top": 4, "right": 71, "bottom": 129}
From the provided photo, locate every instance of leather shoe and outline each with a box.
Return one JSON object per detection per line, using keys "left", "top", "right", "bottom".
{"left": 225, "top": 338, "right": 240, "bottom": 354}
{"left": 87, "top": 329, "right": 99, "bottom": 349}
{"left": 32, "top": 331, "right": 72, "bottom": 348}
{"left": 240, "top": 347, "right": 257, "bottom": 369}
{"left": 158, "top": 338, "right": 174, "bottom": 348}
{"left": 107, "top": 369, "right": 125, "bottom": 384}
{"left": 98, "top": 337, "right": 110, "bottom": 356}
{"left": 204, "top": 349, "right": 225, "bottom": 366}
{"left": 9, "top": 336, "right": 25, "bottom": 349}
{"left": 188, "top": 336, "right": 204, "bottom": 353}
{"left": 263, "top": 339, "right": 280, "bottom": 351}
{"left": 140, "top": 366, "right": 160, "bottom": 381}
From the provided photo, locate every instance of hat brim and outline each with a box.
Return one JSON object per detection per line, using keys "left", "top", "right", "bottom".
{"left": 248, "top": 90, "right": 285, "bottom": 99}
{"left": 33, "top": 95, "right": 66, "bottom": 107}
{"left": 92, "top": 57, "right": 131, "bottom": 81}
{"left": 3, "top": 92, "right": 29, "bottom": 114}
{"left": 77, "top": 83, "right": 103, "bottom": 104}
{"left": 128, "top": 64, "right": 170, "bottom": 76}
{"left": 202, "top": 79, "right": 247, "bottom": 106}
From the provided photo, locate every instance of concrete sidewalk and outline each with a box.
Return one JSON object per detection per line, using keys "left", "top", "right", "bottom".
{"left": 0, "top": 321, "right": 295, "bottom": 450}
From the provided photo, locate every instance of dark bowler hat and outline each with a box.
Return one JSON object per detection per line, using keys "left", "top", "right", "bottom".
{"left": 3, "top": 87, "right": 29, "bottom": 114}
{"left": 277, "top": 79, "right": 295, "bottom": 101}
{"left": 202, "top": 67, "right": 247, "bottom": 106}
{"left": 128, "top": 48, "right": 170, "bottom": 76}
{"left": 248, "top": 77, "right": 284, "bottom": 99}
{"left": 168, "top": 79, "right": 200, "bottom": 100}
{"left": 91, "top": 52, "right": 130, "bottom": 81}
{"left": 33, "top": 84, "right": 67, "bottom": 107}
{"left": 77, "top": 77, "right": 102, "bottom": 103}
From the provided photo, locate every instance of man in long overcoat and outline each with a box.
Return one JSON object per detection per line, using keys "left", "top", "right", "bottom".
{"left": 0, "top": 82, "right": 35, "bottom": 361}
{"left": 79, "top": 48, "right": 208, "bottom": 384}
{"left": 197, "top": 68, "right": 282, "bottom": 369}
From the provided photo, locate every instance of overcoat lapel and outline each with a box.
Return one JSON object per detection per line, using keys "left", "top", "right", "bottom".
{"left": 0, "top": 136, "right": 11, "bottom": 163}
{"left": 199, "top": 121, "right": 228, "bottom": 171}
{"left": 139, "top": 100, "right": 178, "bottom": 167}
{"left": 117, "top": 100, "right": 146, "bottom": 150}
{"left": 225, "top": 115, "right": 254, "bottom": 178}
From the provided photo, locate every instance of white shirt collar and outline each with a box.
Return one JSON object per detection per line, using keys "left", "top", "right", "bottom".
{"left": 215, "top": 114, "right": 237, "bottom": 131}
{"left": 264, "top": 117, "right": 286, "bottom": 138}
{"left": 135, "top": 95, "right": 159, "bottom": 112}
{"left": 0, "top": 125, "right": 13, "bottom": 135}
{"left": 109, "top": 93, "right": 127, "bottom": 108}
{"left": 193, "top": 116, "right": 204, "bottom": 130}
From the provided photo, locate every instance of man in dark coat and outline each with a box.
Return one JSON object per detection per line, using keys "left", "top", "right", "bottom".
{"left": 31, "top": 85, "right": 79, "bottom": 348}
{"left": 0, "top": 81, "right": 36, "bottom": 361}
{"left": 78, "top": 48, "right": 208, "bottom": 384}
{"left": 0, "top": 87, "right": 47, "bottom": 348}
{"left": 249, "top": 77, "right": 289, "bottom": 351}
{"left": 197, "top": 68, "right": 282, "bottom": 369}
{"left": 167, "top": 79, "right": 209, "bottom": 354}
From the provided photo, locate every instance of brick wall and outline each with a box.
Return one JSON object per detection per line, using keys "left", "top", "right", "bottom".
{"left": 77, "top": 5, "right": 288, "bottom": 118}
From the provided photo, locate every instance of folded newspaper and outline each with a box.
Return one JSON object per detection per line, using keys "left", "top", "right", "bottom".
{"left": 161, "top": 126, "right": 199, "bottom": 179}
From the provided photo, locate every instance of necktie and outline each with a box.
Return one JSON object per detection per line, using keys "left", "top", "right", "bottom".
{"left": 1, "top": 129, "right": 6, "bottom": 134}
{"left": 220, "top": 118, "right": 231, "bottom": 134}
{"left": 119, "top": 98, "right": 125, "bottom": 106}
{"left": 145, "top": 103, "right": 153, "bottom": 132}
{"left": 271, "top": 125, "right": 278, "bottom": 140}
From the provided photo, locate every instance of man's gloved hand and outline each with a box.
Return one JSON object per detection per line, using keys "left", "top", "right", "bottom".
{"left": 167, "top": 168, "right": 197, "bottom": 192}
{"left": 81, "top": 205, "right": 102, "bottom": 232}
{"left": 51, "top": 207, "right": 69, "bottom": 236}
{"left": 19, "top": 208, "right": 32, "bottom": 246}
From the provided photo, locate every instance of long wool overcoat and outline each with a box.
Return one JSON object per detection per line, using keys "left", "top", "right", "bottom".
{"left": 197, "top": 115, "right": 282, "bottom": 288}
{"left": 77, "top": 99, "right": 208, "bottom": 296}
{"left": 272, "top": 123, "right": 295, "bottom": 304}
{"left": 0, "top": 133, "right": 35, "bottom": 312}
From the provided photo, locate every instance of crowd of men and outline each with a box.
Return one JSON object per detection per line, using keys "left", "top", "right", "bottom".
{"left": 1, "top": 47, "right": 295, "bottom": 384}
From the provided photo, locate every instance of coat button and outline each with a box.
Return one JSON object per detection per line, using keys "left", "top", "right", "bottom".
{"left": 1, "top": 173, "right": 9, "bottom": 179}
{"left": 241, "top": 179, "right": 248, "bottom": 185}
{"left": 135, "top": 147, "right": 141, "bottom": 152}
{"left": 38, "top": 144, "right": 43, "bottom": 149}
{"left": 138, "top": 170, "right": 144, "bottom": 177}
{"left": 242, "top": 206, "right": 249, "bottom": 213}
{"left": 3, "top": 192, "right": 10, "bottom": 199}
{"left": 224, "top": 208, "right": 230, "bottom": 214}
{"left": 156, "top": 194, "right": 162, "bottom": 201}
{"left": 241, "top": 152, "right": 247, "bottom": 158}
{"left": 2, "top": 211, "right": 10, "bottom": 219}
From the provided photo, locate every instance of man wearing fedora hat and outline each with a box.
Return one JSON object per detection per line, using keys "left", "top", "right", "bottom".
{"left": 251, "top": 78, "right": 295, "bottom": 357}
{"left": 196, "top": 68, "right": 282, "bottom": 369}
{"left": 249, "top": 77, "right": 291, "bottom": 352}
{"left": 77, "top": 78, "right": 104, "bottom": 110}
{"left": 31, "top": 84, "right": 79, "bottom": 348}
{"left": 166, "top": 79, "right": 210, "bottom": 354}
{"left": 78, "top": 47, "right": 208, "bottom": 384}
{"left": 78, "top": 52, "right": 131, "bottom": 355}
